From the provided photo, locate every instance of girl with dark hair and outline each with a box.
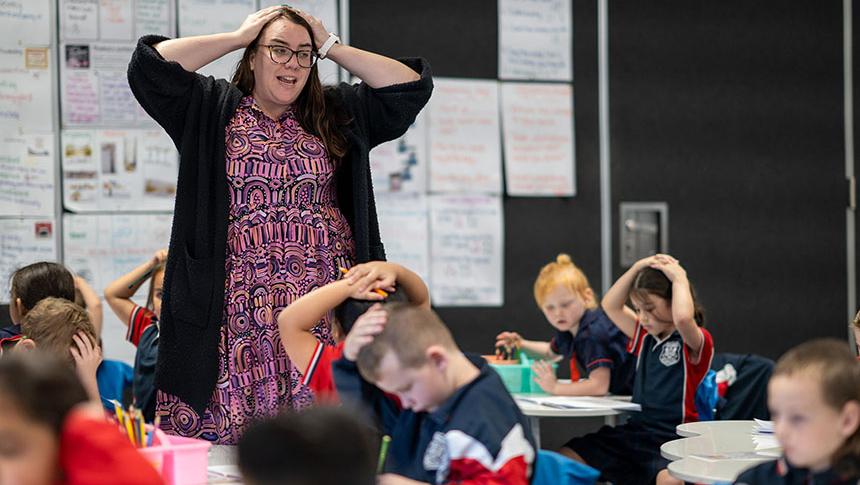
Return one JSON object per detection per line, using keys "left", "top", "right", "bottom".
{"left": 1, "top": 262, "right": 75, "bottom": 343}
{"left": 127, "top": 6, "right": 432, "bottom": 443}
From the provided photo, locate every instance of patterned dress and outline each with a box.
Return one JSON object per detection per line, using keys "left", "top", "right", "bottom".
{"left": 155, "top": 96, "right": 355, "bottom": 444}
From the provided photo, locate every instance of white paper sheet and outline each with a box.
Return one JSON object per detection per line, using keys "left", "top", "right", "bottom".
{"left": 501, "top": 82, "right": 575, "bottom": 196}
{"left": 61, "top": 0, "right": 99, "bottom": 41}
{"left": 178, "top": 0, "right": 255, "bottom": 80}
{"left": 0, "top": 133, "right": 56, "bottom": 217}
{"left": 0, "top": 0, "right": 51, "bottom": 46}
{"left": 429, "top": 194, "right": 503, "bottom": 306}
{"left": 428, "top": 78, "right": 502, "bottom": 194}
{"left": 375, "top": 192, "right": 430, "bottom": 285}
{"left": 499, "top": 0, "right": 573, "bottom": 81}
{"left": 370, "top": 109, "right": 428, "bottom": 193}
{"left": 0, "top": 218, "right": 57, "bottom": 304}
{"left": 0, "top": 46, "right": 53, "bottom": 130}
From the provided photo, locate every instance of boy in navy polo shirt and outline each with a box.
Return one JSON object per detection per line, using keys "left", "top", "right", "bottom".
{"left": 563, "top": 254, "right": 714, "bottom": 485}
{"left": 334, "top": 303, "right": 536, "bottom": 485}
{"left": 497, "top": 253, "right": 634, "bottom": 396}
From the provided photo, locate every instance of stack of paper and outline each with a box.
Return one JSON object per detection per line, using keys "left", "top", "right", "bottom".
{"left": 751, "top": 419, "right": 780, "bottom": 452}
{"left": 516, "top": 396, "right": 641, "bottom": 411}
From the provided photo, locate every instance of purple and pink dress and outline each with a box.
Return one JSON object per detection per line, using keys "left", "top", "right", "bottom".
{"left": 155, "top": 96, "right": 355, "bottom": 444}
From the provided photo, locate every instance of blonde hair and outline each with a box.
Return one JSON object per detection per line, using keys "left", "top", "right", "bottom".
{"left": 20, "top": 297, "right": 97, "bottom": 366}
{"left": 356, "top": 303, "right": 457, "bottom": 383}
{"left": 773, "top": 339, "right": 860, "bottom": 476}
{"left": 533, "top": 254, "right": 597, "bottom": 309}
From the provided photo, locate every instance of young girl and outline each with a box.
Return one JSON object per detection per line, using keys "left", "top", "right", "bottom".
{"left": 277, "top": 260, "right": 430, "bottom": 403}
{"left": 104, "top": 249, "right": 166, "bottom": 421}
{"left": 0, "top": 352, "right": 163, "bottom": 485}
{"left": 2, "top": 262, "right": 76, "bottom": 343}
{"left": 496, "top": 254, "right": 634, "bottom": 396}
{"left": 562, "top": 254, "right": 714, "bottom": 485}
{"left": 733, "top": 339, "right": 860, "bottom": 484}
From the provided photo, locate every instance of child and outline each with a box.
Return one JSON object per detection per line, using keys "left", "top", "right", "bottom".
{"left": 0, "top": 352, "right": 163, "bottom": 485}
{"left": 1, "top": 261, "right": 75, "bottom": 344}
{"left": 496, "top": 253, "right": 634, "bottom": 396}
{"left": 563, "top": 254, "right": 714, "bottom": 485}
{"left": 334, "top": 303, "right": 536, "bottom": 485}
{"left": 277, "top": 260, "right": 429, "bottom": 403}
{"left": 104, "top": 249, "right": 166, "bottom": 421}
{"left": 853, "top": 310, "right": 859, "bottom": 357}
{"left": 734, "top": 338, "right": 860, "bottom": 484}
{"left": 17, "top": 297, "right": 103, "bottom": 403}
{"left": 238, "top": 406, "right": 377, "bottom": 485}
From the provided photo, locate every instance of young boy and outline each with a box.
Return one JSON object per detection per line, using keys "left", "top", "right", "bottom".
{"left": 238, "top": 406, "right": 377, "bottom": 485}
{"left": 334, "top": 303, "right": 536, "bottom": 485}
{"left": 15, "top": 297, "right": 103, "bottom": 403}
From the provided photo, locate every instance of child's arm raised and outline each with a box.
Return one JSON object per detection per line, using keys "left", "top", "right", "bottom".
{"left": 104, "top": 249, "right": 166, "bottom": 326}
{"left": 277, "top": 279, "right": 384, "bottom": 372}
{"left": 601, "top": 256, "right": 659, "bottom": 338}
{"left": 74, "top": 276, "right": 103, "bottom": 338}
{"left": 651, "top": 257, "right": 705, "bottom": 361}
{"left": 344, "top": 261, "right": 431, "bottom": 308}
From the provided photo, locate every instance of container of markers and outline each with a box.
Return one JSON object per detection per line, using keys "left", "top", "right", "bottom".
{"left": 486, "top": 353, "right": 557, "bottom": 394}
{"left": 139, "top": 428, "right": 211, "bottom": 485}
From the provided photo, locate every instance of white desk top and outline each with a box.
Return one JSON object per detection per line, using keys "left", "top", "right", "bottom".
{"left": 513, "top": 394, "right": 632, "bottom": 418}
{"left": 662, "top": 420, "right": 780, "bottom": 484}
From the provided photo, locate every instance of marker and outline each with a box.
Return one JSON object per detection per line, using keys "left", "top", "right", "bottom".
{"left": 127, "top": 268, "right": 153, "bottom": 289}
{"left": 377, "top": 435, "right": 391, "bottom": 474}
{"left": 338, "top": 267, "right": 389, "bottom": 298}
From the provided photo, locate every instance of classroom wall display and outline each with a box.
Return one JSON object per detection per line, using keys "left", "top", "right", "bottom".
{"left": 0, "top": 218, "right": 57, "bottom": 304}
{"left": 501, "top": 82, "right": 575, "bottom": 196}
{"left": 429, "top": 194, "right": 504, "bottom": 306}
{"left": 60, "top": 0, "right": 176, "bottom": 42}
{"left": 258, "top": 0, "right": 341, "bottom": 85}
{"left": 0, "top": 0, "right": 51, "bottom": 46}
{"left": 61, "top": 129, "right": 178, "bottom": 212}
{"left": 499, "top": 0, "right": 573, "bottom": 81}
{"left": 0, "top": 133, "right": 56, "bottom": 217}
{"left": 0, "top": 45, "right": 53, "bottom": 131}
{"left": 62, "top": 213, "right": 173, "bottom": 294}
{"left": 428, "top": 78, "right": 502, "bottom": 194}
{"left": 178, "top": 0, "right": 256, "bottom": 81}
{"left": 375, "top": 192, "right": 430, "bottom": 284}
{"left": 370, "top": 109, "right": 428, "bottom": 193}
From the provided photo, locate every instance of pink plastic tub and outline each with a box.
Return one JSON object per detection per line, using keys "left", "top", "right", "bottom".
{"left": 139, "top": 429, "right": 211, "bottom": 485}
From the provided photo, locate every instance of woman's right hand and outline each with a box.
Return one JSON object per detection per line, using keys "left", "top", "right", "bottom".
{"left": 495, "top": 331, "right": 522, "bottom": 349}
{"left": 234, "top": 6, "right": 283, "bottom": 46}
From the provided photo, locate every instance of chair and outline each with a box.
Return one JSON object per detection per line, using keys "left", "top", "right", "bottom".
{"left": 532, "top": 449, "right": 600, "bottom": 485}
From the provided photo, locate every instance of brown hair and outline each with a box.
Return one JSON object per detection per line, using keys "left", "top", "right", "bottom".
{"left": 630, "top": 267, "right": 705, "bottom": 326}
{"left": 0, "top": 352, "right": 88, "bottom": 435}
{"left": 20, "top": 297, "right": 97, "bottom": 366}
{"left": 231, "top": 7, "right": 349, "bottom": 161}
{"left": 773, "top": 339, "right": 860, "bottom": 476}
{"left": 356, "top": 303, "right": 457, "bottom": 383}
{"left": 533, "top": 253, "right": 597, "bottom": 309}
{"left": 10, "top": 262, "right": 74, "bottom": 315}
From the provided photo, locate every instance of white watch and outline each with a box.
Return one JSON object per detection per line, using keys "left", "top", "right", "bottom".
{"left": 318, "top": 33, "right": 340, "bottom": 60}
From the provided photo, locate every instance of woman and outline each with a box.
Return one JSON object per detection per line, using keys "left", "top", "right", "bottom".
{"left": 128, "top": 6, "right": 432, "bottom": 444}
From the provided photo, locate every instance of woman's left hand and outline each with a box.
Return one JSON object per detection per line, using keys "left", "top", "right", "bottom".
{"left": 287, "top": 7, "right": 331, "bottom": 49}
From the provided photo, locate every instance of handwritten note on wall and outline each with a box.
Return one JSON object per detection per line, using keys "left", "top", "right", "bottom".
{"left": 429, "top": 194, "right": 503, "bottom": 306}
{"left": 0, "top": 219, "right": 57, "bottom": 304}
{"left": 0, "top": 47, "right": 53, "bottom": 131}
{"left": 428, "top": 78, "right": 502, "bottom": 194}
{"left": 0, "top": 134, "right": 56, "bottom": 217}
{"left": 0, "top": 0, "right": 51, "bottom": 45}
{"left": 61, "top": 0, "right": 175, "bottom": 41}
{"left": 178, "top": 0, "right": 255, "bottom": 80}
{"left": 501, "top": 82, "right": 575, "bottom": 196}
{"left": 376, "top": 192, "right": 430, "bottom": 284}
{"left": 499, "top": 0, "right": 572, "bottom": 81}
{"left": 370, "top": 109, "right": 428, "bottom": 193}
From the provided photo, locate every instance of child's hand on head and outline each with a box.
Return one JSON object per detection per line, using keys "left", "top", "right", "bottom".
{"left": 70, "top": 331, "right": 102, "bottom": 380}
{"left": 531, "top": 360, "right": 558, "bottom": 394}
{"left": 343, "top": 262, "right": 397, "bottom": 295}
{"left": 343, "top": 303, "right": 388, "bottom": 361}
{"left": 152, "top": 248, "right": 168, "bottom": 266}
{"left": 648, "top": 254, "right": 685, "bottom": 282}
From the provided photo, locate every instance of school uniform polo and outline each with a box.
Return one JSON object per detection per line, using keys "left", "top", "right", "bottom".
{"left": 565, "top": 322, "right": 714, "bottom": 485}
{"left": 549, "top": 307, "right": 635, "bottom": 394}
{"left": 302, "top": 341, "right": 344, "bottom": 404}
{"left": 333, "top": 354, "right": 536, "bottom": 484}
{"left": 126, "top": 305, "right": 159, "bottom": 422}
{"left": 734, "top": 457, "right": 860, "bottom": 484}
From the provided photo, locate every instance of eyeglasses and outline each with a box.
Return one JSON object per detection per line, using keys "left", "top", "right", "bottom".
{"left": 260, "top": 44, "right": 317, "bottom": 68}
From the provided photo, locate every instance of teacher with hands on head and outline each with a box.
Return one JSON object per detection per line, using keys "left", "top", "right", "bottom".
{"left": 127, "top": 5, "right": 432, "bottom": 444}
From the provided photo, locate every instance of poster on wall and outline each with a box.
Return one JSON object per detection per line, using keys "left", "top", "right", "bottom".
{"left": 0, "top": 219, "right": 57, "bottom": 304}
{"left": 0, "top": 133, "right": 56, "bottom": 217}
{"left": 501, "top": 82, "right": 575, "bottom": 196}
{"left": 429, "top": 194, "right": 503, "bottom": 306}
{"left": 375, "top": 192, "right": 430, "bottom": 284}
{"left": 60, "top": 0, "right": 176, "bottom": 42}
{"left": 62, "top": 129, "right": 178, "bottom": 212}
{"left": 0, "top": 46, "right": 53, "bottom": 131}
{"left": 370, "top": 109, "right": 428, "bottom": 193}
{"left": 0, "top": 0, "right": 51, "bottom": 46}
{"left": 178, "top": 0, "right": 255, "bottom": 81}
{"left": 428, "top": 78, "right": 502, "bottom": 194}
{"left": 498, "top": 0, "right": 573, "bottom": 81}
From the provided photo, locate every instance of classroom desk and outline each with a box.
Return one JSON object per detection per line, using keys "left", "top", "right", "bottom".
{"left": 514, "top": 394, "right": 630, "bottom": 448}
{"left": 661, "top": 420, "right": 780, "bottom": 484}
{"left": 207, "top": 445, "right": 242, "bottom": 484}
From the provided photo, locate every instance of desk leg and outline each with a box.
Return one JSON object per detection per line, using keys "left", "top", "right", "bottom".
{"left": 528, "top": 416, "right": 541, "bottom": 448}
{"left": 604, "top": 415, "right": 617, "bottom": 427}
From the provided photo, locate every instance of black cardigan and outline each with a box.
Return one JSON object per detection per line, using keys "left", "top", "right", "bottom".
{"left": 127, "top": 35, "right": 433, "bottom": 413}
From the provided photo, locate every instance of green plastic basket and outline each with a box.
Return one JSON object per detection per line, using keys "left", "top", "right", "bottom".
{"left": 489, "top": 354, "right": 557, "bottom": 394}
